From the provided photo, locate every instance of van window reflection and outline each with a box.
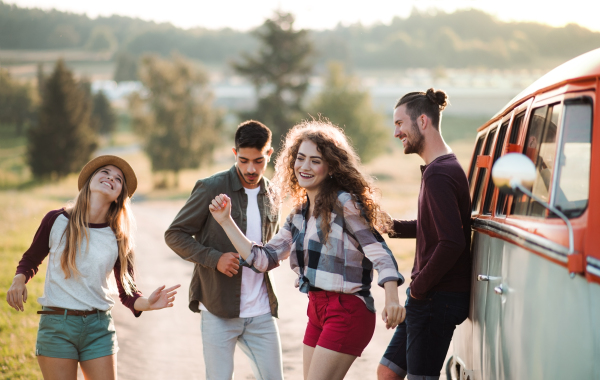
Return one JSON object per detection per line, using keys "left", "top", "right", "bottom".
{"left": 512, "top": 104, "right": 561, "bottom": 217}
{"left": 553, "top": 102, "right": 592, "bottom": 217}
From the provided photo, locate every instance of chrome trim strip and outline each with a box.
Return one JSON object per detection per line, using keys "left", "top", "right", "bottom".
{"left": 588, "top": 256, "right": 600, "bottom": 268}
{"left": 473, "top": 219, "right": 568, "bottom": 263}
{"left": 587, "top": 265, "right": 600, "bottom": 278}
{"left": 587, "top": 257, "right": 600, "bottom": 277}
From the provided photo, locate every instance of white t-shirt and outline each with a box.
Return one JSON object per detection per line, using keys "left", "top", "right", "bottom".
{"left": 199, "top": 186, "right": 271, "bottom": 318}
{"left": 239, "top": 186, "right": 271, "bottom": 318}
{"left": 39, "top": 212, "right": 119, "bottom": 311}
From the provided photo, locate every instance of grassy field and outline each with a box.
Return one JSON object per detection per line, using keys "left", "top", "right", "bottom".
{"left": 0, "top": 190, "right": 71, "bottom": 379}
{"left": 0, "top": 125, "right": 475, "bottom": 378}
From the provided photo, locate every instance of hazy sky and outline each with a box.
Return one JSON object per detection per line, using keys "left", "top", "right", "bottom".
{"left": 5, "top": 0, "right": 600, "bottom": 32}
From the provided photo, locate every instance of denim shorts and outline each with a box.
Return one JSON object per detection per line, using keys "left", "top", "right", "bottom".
{"left": 36, "top": 307, "right": 118, "bottom": 361}
{"left": 380, "top": 287, "right": 469, "bottom": 378}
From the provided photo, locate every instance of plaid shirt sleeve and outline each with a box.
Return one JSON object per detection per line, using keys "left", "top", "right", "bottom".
{"left": 342, "top": 197, "right": 402, "bottom": 287}
{"left": 242, "top": 212, "right": 295, "bottom": 272}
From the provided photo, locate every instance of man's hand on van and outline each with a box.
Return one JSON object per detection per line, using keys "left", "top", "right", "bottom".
{"left": 217, "top": 252, "right": 240, "bottom": 277}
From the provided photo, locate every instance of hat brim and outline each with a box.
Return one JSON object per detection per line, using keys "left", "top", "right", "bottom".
{"left": 78, "top": 155, "right": 137, "bottom": 197}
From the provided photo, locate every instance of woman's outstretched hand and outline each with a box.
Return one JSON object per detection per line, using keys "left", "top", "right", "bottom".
{"left": 209, "top": 194, "right": 232, "bottom": 225}
{"left": 147, "top": 284, "right": 180, "bottom": 310}
{"left": 135, "top": 284, "right": 181, "bottom": 311}
{"left": 382, "top": 281, "right": 406, "bottom": 329}
{"left": 6, "top": 274, "right": 27, "bottom": 312}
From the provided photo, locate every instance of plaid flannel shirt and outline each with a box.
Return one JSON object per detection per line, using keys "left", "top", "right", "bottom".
{"left": 243, "top": 191, "right": 404, "bottom": 312}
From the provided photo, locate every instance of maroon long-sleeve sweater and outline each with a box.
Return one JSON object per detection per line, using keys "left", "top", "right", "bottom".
{"left": 390, "top": 153, "right": 472, "bottom": 299}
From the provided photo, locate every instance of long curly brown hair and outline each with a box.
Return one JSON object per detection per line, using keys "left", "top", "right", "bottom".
{"left": 269, "top": 120, "right": 388, "bottom": 242}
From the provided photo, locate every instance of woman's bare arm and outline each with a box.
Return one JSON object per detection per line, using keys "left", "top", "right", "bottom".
{"left": 209, "top": 194, "right": 253, "bottom": 260}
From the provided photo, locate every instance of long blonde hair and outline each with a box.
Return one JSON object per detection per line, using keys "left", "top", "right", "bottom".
{"left": 270, "top": 120, "right": 388, "bottom": 243}
{"left": 60, "top": 166, "right": 137, "bottom": 295}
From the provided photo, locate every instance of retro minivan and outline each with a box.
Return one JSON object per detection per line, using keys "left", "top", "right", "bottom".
{"left": 446, "top": 48, "right": 600, "bottom": 380}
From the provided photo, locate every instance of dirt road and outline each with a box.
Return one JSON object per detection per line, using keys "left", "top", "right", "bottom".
{"left": 110, "top": 201, "right": 447, "bottom": 380}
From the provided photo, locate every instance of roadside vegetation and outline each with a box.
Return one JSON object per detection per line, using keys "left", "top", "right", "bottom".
{"left": 2, "top": 1, "right": 599, "bottom": 70}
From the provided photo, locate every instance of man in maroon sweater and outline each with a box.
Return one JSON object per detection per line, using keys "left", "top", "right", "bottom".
{"left": 378, "top": 89, "right": 472, "bottom": 380}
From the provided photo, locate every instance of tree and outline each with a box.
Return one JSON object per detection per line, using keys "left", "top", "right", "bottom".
{"left": 130, "top": 54, "right": 222, "bottom": 187}
{"left": 232, "top": 11, "right": 314, "bottom": 151}
{"left": 113, "top": 52, "right": 139, "bottom": 82}
{"left": 309, "top": 62, "right": 388, "bottom": 162}
{"left": 91, "top": 91, "right": 117, "bottom": 136}
{"left": 85, "top": 26, "right": 117, "bottom": 52}
{"left": 28, "top": 60, "right": 97, "bottom": 179}
{"left": 37, "top": 63, "right": 46, "bottom": 99}
{"left": 0, "top": 69, "right": 35, "bottom": 135}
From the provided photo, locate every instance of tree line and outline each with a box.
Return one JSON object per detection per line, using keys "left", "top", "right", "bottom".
{"left": 1, "top": 1, "right": 599, "bottom": 70}
{"left": 1, "top": 63, "right": 118, "bottom": 180}
{"left": 1, "top": 11, "right": 388, "bottom": 188}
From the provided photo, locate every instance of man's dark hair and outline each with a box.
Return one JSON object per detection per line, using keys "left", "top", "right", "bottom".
{"left": 395, "top": 88, "right": 449, "bottom": 130}
{"left": 234, "top": 120, "right": 272, "bottom": 151}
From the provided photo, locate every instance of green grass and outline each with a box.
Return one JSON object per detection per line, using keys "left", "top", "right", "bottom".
{"left": 0, "top": 192, "right": 64, "bottom": 379}
{"left": 0, "top": 128, "right": 30, "bottom": 190}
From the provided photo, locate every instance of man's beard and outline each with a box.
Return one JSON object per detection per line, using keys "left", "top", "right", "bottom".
{"left": 237, "top": 166, "right": 259, "bottom": 185}
{"left": 403, "top": 122, "right": 425, "bottom": 155}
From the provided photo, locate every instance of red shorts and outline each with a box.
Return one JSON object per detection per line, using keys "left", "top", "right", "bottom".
{"left": 303, "top": 290, "right": 376, "bottom": 357}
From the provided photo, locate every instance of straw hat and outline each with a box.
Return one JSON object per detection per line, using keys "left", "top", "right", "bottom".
{"left": 78, "top": 155, "right": 137, "bottom": 197}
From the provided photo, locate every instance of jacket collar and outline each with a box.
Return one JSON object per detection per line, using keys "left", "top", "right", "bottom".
{"left": 228, "top": 164, "right": 268, "bottom": 194}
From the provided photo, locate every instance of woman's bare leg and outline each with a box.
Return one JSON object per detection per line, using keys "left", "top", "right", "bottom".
{"left": 304, "top": 345, "right": 357, "bottom": 380}
{"left": 303, "top": 344, "right": 316, "bottom": 380}
{"left": 80, "top": 354, "right": 117, "bottom": 380}
{"left": 37, "top": 356, "right": 78, "bottom": 380}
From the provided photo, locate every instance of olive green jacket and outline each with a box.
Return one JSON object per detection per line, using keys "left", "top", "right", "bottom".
{"left": 164, "top": 165, "right": 280, "bottom": 318}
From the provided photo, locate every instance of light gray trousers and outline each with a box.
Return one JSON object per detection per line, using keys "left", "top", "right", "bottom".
{"left": 201, "top": 310, "right": 284, "bottom": 380}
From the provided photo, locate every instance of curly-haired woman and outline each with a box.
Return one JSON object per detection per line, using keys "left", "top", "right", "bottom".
{"left": 6, "top": 155, "right": 180, "bottom": 380}
{"left": 209, "top": 121, "right": 406, "bottom": 380}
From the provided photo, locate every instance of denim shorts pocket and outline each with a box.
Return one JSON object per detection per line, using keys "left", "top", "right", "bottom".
{"left": 436, "top": 295, "right": 469, "bottom": 335}
{"left": 407, "top": 287, "right": 429, "bottom": 305}
{"left": 39, "top": 314, "right": 65, "bottom": 331}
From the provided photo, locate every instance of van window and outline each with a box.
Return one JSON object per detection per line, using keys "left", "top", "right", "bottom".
{"left": 497, "top": 112, "right": 525, "bottom": 215}
{"left": 472, "top": 128, "right": 496, "bottom": 213}
{"left": 483, "top": 121, "right": 509, "bottom": 214}
{"left": 509, "top": 112, "right": 525, "bottom": 145}
{"left": 512, "top": 104, "right": 562, "bottom": 217}
{"left": 468, "top": 135, "right": 485, "bottom": 189}
{"left": 552, "top": 99, "right": 592, "bottom": 217}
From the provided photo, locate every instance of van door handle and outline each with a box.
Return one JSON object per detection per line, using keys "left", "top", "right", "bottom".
{"left": 477, "top": 275, "right": 490, "bottom": 281}
{"left": 494, "top": 285, "right": 503, "bottom": 295}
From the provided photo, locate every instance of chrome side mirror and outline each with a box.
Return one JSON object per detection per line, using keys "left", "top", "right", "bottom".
{"left": 491, "top": 153, "right": 575, "bottom": 276}
{"left": 491, "top": 153, "right": 536, "bottom": 195}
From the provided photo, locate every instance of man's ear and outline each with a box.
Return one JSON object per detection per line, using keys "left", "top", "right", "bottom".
{"left": 232, "top": 147, "right": 238, "bottom": 157}
{"left": 419, "top": 114, "right": 429, "bottom": 130}
{"left": 266, "top": 147, "right": 274, "bottom": 161}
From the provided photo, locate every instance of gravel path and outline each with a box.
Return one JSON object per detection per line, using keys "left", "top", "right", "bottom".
{"left": 109, "top": 201, "right": 447, "bottom": 380}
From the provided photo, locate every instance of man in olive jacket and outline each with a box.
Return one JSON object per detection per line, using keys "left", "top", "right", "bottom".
{"left": 165, "top": 120, "right": 282, "bottom": 380}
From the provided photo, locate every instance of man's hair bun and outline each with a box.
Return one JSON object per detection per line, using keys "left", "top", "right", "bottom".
{"left": 425, "top": 88, "right": 448, "bottom": 110}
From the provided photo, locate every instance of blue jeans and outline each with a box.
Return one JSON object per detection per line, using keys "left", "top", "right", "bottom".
{"left": 380, "top": 287, "right": 469, "bottom": 380}
{"left": 201, "top": 310, "right": 283, "bottom": 380}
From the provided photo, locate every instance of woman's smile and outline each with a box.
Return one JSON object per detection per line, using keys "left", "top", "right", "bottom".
{"left": 294, "top": 140, "right": 329, "bottom": 195}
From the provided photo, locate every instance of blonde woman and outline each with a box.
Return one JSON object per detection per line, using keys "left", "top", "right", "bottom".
{"left": 6, "top": 155, "right": 180, "bottom": 380}
{"left": 209, "top": 121, "right": 406, "bottom": 380}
